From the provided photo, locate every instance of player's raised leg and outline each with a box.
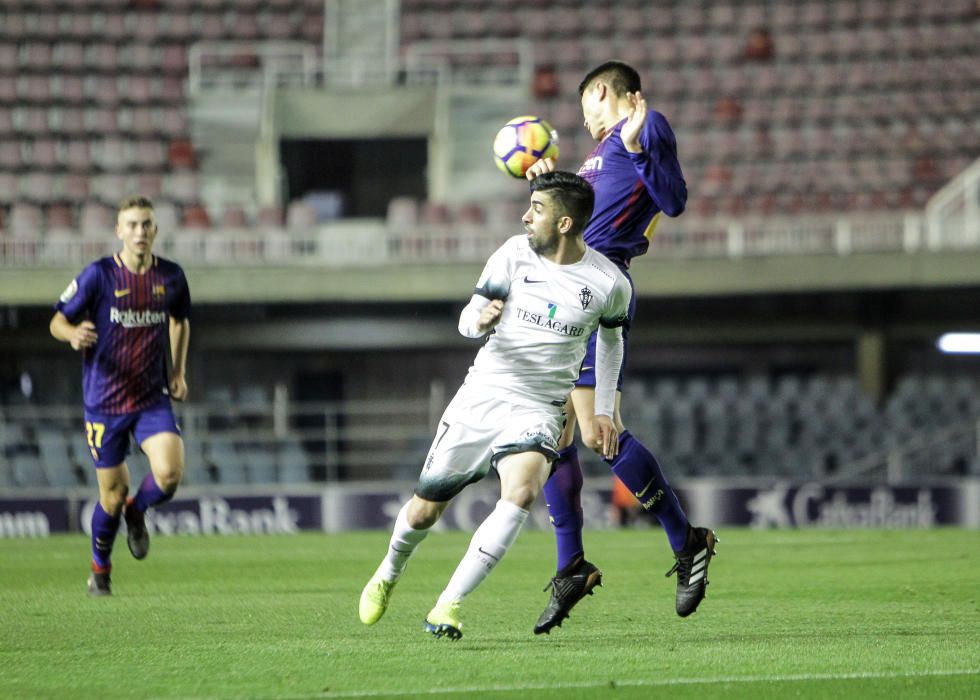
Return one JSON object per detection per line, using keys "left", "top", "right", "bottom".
{"left": 424, "top": 498, "right": 528, "bottom": 640}
{"left": 665, "top": 526, "right": 719, "bottom": 617}
{"left": 536, "top": 395, "right": 604, "bottom": 634}
{"left": 425, "top": 450, "right": 550, "bottom": 640}
{"left": 89, "top": 463, "right": 130, "bottom": 596}
{"left": 543, "top": 438, "right": 586, "bottom": 572}
{"left": 359, "top": 496, "right": 447, "bottom": 625}
{"left": 542, "top": 385, "right": 719, "bottom": 621}
{"left": 586, "top": 389, "right": 717, "bottom": 617}
{"left": 126, "top": 425, "right": 183, "bottom": 560}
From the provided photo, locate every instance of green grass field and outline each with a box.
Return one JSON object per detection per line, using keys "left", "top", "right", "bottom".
{"left": 1, "top": 528, "right": 978, "bottom": 699}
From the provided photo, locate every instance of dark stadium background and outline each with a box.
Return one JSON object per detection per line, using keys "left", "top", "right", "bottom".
{"left": 1, "top": 0, "right": 978, "bottom": 532}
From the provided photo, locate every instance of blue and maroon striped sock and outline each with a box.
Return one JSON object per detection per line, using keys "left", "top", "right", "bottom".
{"left": 543, "top": 445, "right": 585, "bottom": 572}
{"left": 91, "top": 501, "right": 121, "bottom": 569}
{"left": 132, "top": 473, "right": 173, "bottom": 513}
{"left": 610, "top": 431, "right": 690, "bottom": 552}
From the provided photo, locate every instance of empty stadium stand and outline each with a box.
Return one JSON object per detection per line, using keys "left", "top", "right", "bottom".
{"left": 0, "top": 0, "right": 324, "bottom": 233}
{"left": 0, "top": 0, "right": 976, "bottom": 238}
{"left": 400, "top": 0, "right": 978, "bottom": 216}
{"left": 2, "top": 372, "right": 977, "bottom": 489}
{"left": 1, "top": 3, "right": 978, "bottom": 492}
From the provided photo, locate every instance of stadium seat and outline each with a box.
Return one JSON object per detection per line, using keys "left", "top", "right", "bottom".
{"left": 45, "top": 204, "right": 74, "bottom": 231}
{"left": 285, "top": 201, "right": 317, "bottom": 231}
{"left": 42, "top": 228, "right": 77, "bottom": 263}
{"left": 419, "top": 201, "right": 451, "bottom": 226}
{"left": 386, "top": 197, "right": 418, "bottom": 229}
{"left": 84, "top": 43, "right": 119, "bottom": 73}
{"left": 79, "top": 202, "right": 113, "bottom": 237}
{"left": 59, "top": 77, "right": 87, "bottom": 106}
{"left": 85, "top": 107, "right": 122, "bottom": 138}
{"left": 180, "top": 438, "right": 213, "bottom": 486}
{"left": 0, "top": 461, "right": 15, "bottom": 490}
{"left": 52, "top": 42, "right": 86, "bottom": 72}
{"left": 219, "top": 205, "right": 249, "bottom": 228}
{"left": 92, "top": 138, "right": 133, "bottom": 172}
{"left": 0, "top": 140, "right": 25, "bottom": 170}
{"left": 162, "top": 172, "right": 199, "bottom": 205}
{"left": 20, "top": 44, "right": 53, "bottom": 73}
{"left": 256, "top": 206, "right": 284, "bottom": 228}
{"left": 18, "top": 173, "right": 58, "bottom": 205}
{"left": 150, "top": 199, "right": 179, "bottom": 231}
{"left": 36, "top": 428, "right": 81, "bottom": 488}
{"left": 237, "top": 384, "right": 269, "bottom": 408}
{"left": 0, "top": 173, "right": 16, "bottom": 204}
{"left": 181, "top": 204, "right": 212, "bottom": 229}
{"left": 63, "top": 141, "right": 92, "bottom": 173}
{"left": 89, "top": 174, "right": 129, "bottom": 206}
{"left": 12, "top": 453, "right": 48, "bottom": 488}
{"left": 30, "top": 139, "right": 59, "bottom": 171}
{"left": 167, "top": 139, "right": 196, "bottom": 169}
{"left": 8, "top": 203, "right": 43, "bottom": 237}
{"left": 134, "top": 141, "right": 166, "bottom": 170}
{"left": 158, "top": 108, "right": 189, "bottom": 138}
{"left": 278, "top": 443, "right": 310, "bottom": 483}
{"left": 243, "top": 446, "right": 278, "bottom": 484}
{"left": 209, "top": 441, "right": 248, "bottom": 485}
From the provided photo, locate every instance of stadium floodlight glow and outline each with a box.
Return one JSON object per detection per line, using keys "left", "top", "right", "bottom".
{"left": 936, "top": 333, "right": 980, "bottom": 354}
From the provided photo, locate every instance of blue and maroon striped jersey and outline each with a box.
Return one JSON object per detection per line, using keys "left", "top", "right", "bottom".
{"left": 55, "top": 254, "right": 191, "bottom": 414}
{"left": 577, "top": 109, "right": 687, "bottom": 269}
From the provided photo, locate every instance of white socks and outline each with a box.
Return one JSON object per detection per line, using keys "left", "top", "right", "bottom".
{"left": 436, "top": 499, "right": 529, "bottom": 606}
{"left": 376, "top": 501, "right": 430, "bottom": 582}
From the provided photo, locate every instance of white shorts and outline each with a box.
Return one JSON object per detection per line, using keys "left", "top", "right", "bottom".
{"left": 415, "top": 387, "right": 564, "bottom": 502}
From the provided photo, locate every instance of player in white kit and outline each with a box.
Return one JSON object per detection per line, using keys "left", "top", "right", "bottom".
{"left": 358, "top": 171, "right": 632, "bottom": 639}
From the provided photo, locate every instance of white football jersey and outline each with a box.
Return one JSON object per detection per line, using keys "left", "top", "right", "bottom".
{"left": 462, "top": 234, "right": 632, "bottom": 406}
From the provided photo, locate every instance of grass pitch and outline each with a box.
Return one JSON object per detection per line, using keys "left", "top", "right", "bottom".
{"left": 1, "top": 528, "right": 978, "bottom": 699}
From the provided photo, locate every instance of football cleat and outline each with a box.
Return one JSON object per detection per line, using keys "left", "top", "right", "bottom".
{"left": 359, "top": 574, "right": 396, "bottom": 625}
{"left": 533, "top": 557, "right": 603, "bottom": 635}
{"left": 87, "top": 568, "right": 112, "bottom": 597}
{"left": 123, "top": 498, "right": 150, "bottom": 560}
{"left": 423, "top": 600, "right": 463, "bottom": 640}
{"left": 666, "top": 526, "right": 718, "bottom": 617}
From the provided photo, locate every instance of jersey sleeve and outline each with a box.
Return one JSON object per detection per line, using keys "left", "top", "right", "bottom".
{"left": 628, "top": 111, "right": 688, "bottom": 217}
{"left": 54, "top": 262, "right": 101, "bottom": 323}
{"left": 472, "top": 237, "right": 515, "bottom": 302}
{"left": 458, "top": 294, "right": 495, "bottom": 338}
{"left": 599, "top": 273, "right": 631, "bottom": 329}
{"left": 170, "top": 266, "right": 191, "bottom": 320}
{"left": 595, "top": 325, "right": 624, "bottom": 417}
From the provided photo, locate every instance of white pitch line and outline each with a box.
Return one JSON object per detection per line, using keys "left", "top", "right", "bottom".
{"left": 272, "top": 668, "right": 980, "bottom": 700}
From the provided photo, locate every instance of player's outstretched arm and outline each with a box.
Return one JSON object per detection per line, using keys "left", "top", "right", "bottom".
{"left": 525, "top": 157, "right": 557, "bottom": 181}
{"left": 620, "top": 91, "right": 647, "bottom": 154}
{"left": 621, "top": 91, "right": 687, "bottom": 217}
{"left": 169, "top": 317, "right": 190, "bottom": 401}
{"left": 49, "top": 312, "right": 97, "bottom": 351}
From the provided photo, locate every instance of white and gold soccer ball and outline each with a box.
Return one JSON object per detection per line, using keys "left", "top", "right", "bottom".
{"left": 492, "top": 116, "right": 560, "bottom": 178}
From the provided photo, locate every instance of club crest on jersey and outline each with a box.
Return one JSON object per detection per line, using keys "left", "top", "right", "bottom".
{"left": 153, "top": 284, "right": 166, "bottom": 296}
{"left": 579, "top": 287, "right": 593, "bottom": 310}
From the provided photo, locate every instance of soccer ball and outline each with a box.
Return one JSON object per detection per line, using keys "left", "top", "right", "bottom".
{"left": 492, "top": 116, "right": 559, "bottom": 178}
